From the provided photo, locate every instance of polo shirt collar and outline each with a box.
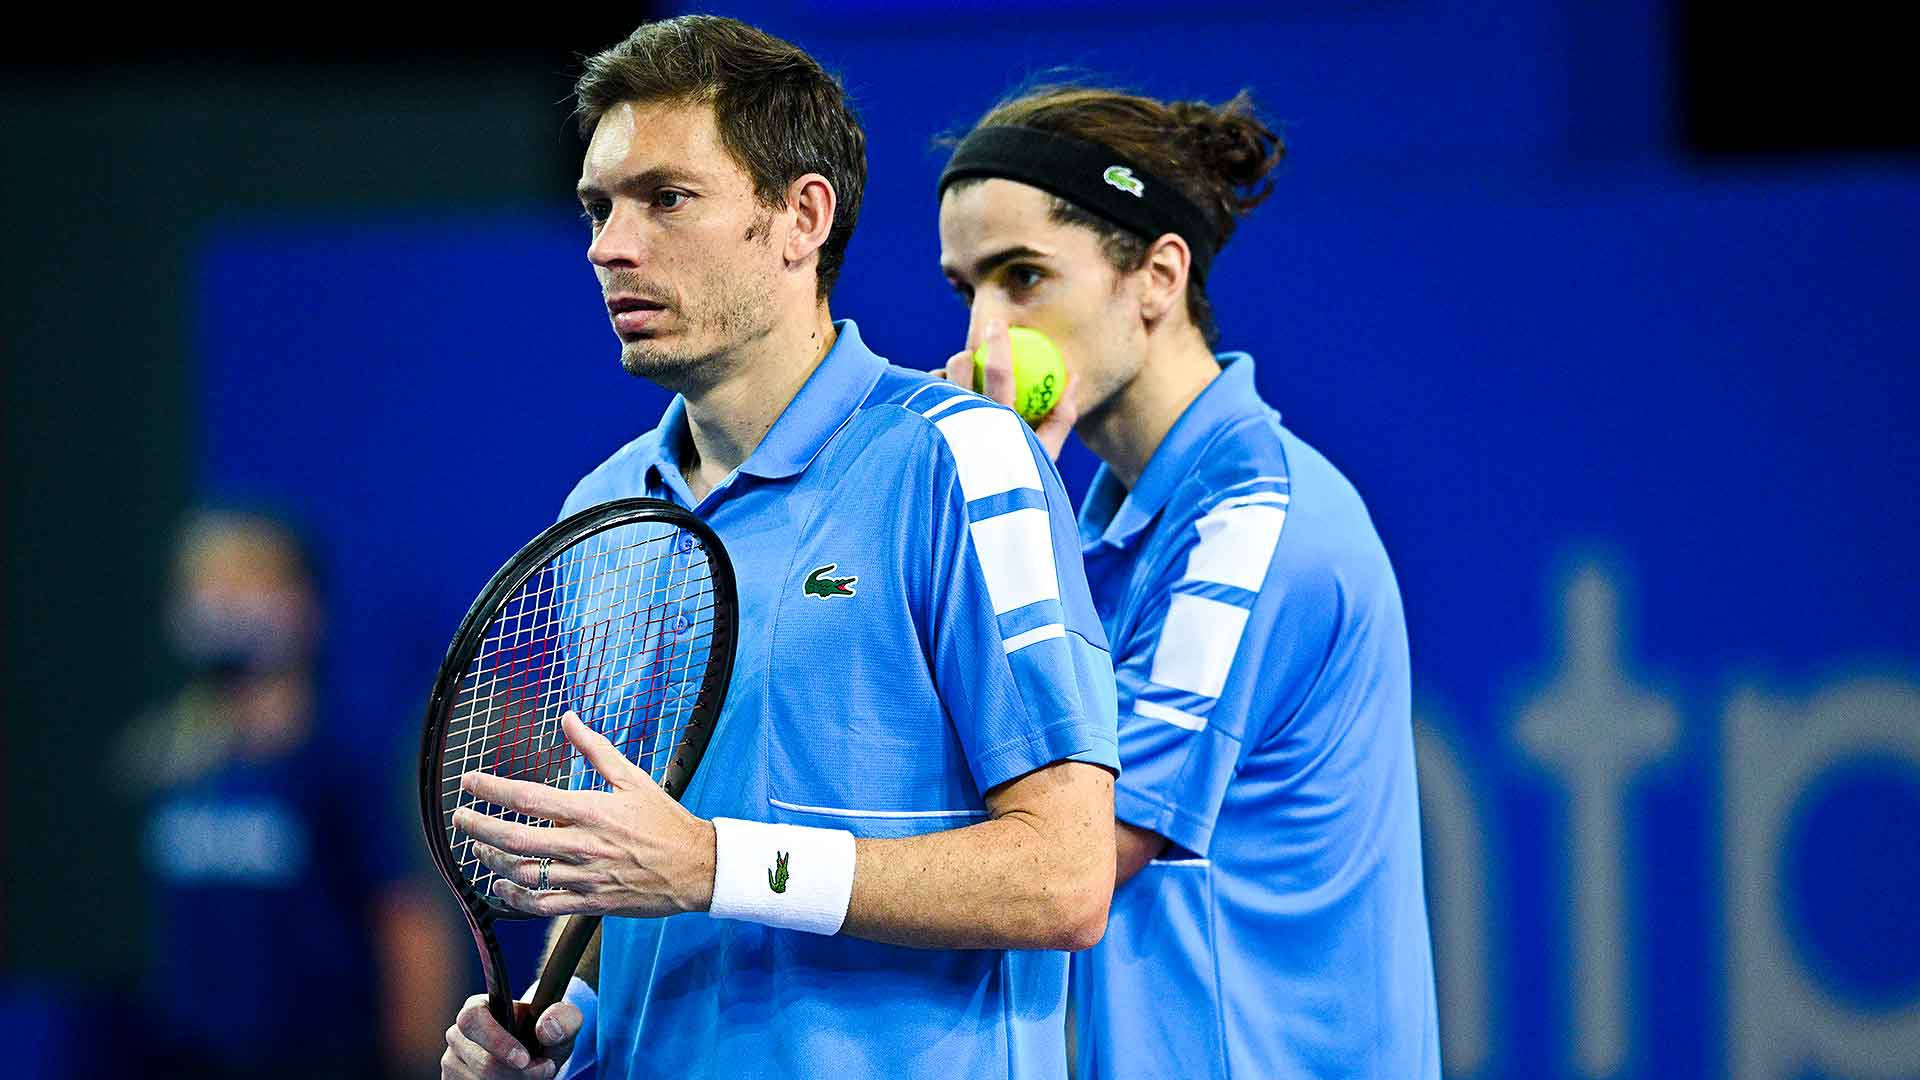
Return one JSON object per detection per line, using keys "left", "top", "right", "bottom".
{"left": 643, "top": 319, "right": 888, "bottom": 497}
{"left": 1082, "top": 352, "right": 1270, "bottom": 549}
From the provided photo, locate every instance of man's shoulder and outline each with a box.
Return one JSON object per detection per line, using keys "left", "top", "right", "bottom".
{"left": 1176, "top": 411, "right": 1293, "bottom": 514}
{"left": 561, "top": 427, "right": 666, "bottom": 518}
{"left": 1181, "top": 417, "right": 1377, "bottom": 529}
{"left": 1259, "top": 425, "right": 1389, "bottom": 567}
{"left": 841, "top": 367, "right": 1054, "bottom": 495}
{"left": 1147, "top": 414, "right": 1294, "bottom": 574}
{"left": 859, "top": 363, "right": 973, "bottom": 422}
{"left": 1154, "top": 419, "right": 1393, "bottom": 599}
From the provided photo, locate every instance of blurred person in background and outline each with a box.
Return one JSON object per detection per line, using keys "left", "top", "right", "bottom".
{"left": 937, "top": 86, "right": 1439, "bottom": 1077}
{"left": 118, "top": 509, "right": 451, "bottom": 1079}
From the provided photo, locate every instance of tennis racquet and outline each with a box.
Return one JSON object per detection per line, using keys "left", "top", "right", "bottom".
{"left": 418, "top": 498, "right": 738, "bottom": 1054}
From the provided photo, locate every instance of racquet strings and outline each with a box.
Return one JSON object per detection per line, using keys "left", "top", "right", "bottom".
{"left": 437, "top": 519, "right": 722, "bottom": 910}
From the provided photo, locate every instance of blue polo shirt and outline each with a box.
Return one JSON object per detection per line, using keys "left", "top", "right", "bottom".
{"left": 1070, "top": 354, "right": 1438, "bottom": 1078}
{"left": 558, "top": 320, "right": 1118, "bottom": 1080}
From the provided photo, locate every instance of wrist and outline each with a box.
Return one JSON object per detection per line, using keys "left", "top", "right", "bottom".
{"left": 686, "top": 818, "right": 717, "bottom": 914}
{"left": 707, "top": 817, "right": 855, "bottom": 935}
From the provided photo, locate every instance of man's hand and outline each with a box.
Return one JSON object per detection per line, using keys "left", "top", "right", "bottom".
{"left": 453, "top": 711, "right": 716, "bottom": 918}
{"left": 939, "top": 319, "right": 1079, "bottom": 461}
{"left": 441, "top": 994, "right": 581, "bottom": 1080}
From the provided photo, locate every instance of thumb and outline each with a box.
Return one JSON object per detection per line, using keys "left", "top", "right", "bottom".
{"left": 535, "top": 999, "right": 584, "bottom": 1050}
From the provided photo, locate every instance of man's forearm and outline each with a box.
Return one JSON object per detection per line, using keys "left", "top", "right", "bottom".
{"left": 476, "top": 751, "right": 1115, "bottom": 952}
{"left": 838, "top": 761, "right": 1114, "bottom": 951}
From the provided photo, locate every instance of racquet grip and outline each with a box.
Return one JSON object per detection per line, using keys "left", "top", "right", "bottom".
{"left": 517, "top": 914, "right": 603, "bottom": 1055}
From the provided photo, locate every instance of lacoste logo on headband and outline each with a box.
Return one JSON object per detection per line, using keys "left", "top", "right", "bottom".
{"left": 1103, "top": 165, "right": 1145, "bottom": 198}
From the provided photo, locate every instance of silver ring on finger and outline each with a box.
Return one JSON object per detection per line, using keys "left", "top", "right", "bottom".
{"left": 536, "top": 857, "right": 551, "bottom": 891}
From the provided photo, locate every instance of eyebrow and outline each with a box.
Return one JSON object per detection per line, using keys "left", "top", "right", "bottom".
{"left": 576, "top": 166, "right": 703, "bottom": 200}
{"left": 944, "top": 244, "right": 1050, "bottom": 282}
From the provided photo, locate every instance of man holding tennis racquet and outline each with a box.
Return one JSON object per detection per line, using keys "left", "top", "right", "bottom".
{"left": 936, "top": 88, "right": 1440, "bottom": 1076}
{"left": 438, "top": 17, "right": 1118, "bottom": 1080}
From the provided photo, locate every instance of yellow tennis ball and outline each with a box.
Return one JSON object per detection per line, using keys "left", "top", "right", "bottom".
{"left": 973, "top": 326, "right": 1068, "bottom": 423}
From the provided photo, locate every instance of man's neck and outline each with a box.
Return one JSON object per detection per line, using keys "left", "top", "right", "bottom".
{"left": 679, "top": 303, "right": 838, "bottom": 503}
{"left": 1078, "top": 330, "right": 1221, "bottom": 491}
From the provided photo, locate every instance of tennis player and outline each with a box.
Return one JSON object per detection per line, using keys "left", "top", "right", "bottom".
{"left": 937, "top": 87, "right": 1440, "bottom": 1077}
{"left": 436, "top": 18, "right": 1119, "bottom": 1080}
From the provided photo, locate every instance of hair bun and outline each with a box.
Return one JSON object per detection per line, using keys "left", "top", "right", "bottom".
{"left": 1171, "top": 92, "right": 1284, "bottom": 214}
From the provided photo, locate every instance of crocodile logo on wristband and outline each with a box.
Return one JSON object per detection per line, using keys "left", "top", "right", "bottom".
{"left": 768, "top": 851, "right": 790, "bottom": 893}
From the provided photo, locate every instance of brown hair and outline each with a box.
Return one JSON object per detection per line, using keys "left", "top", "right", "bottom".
{"left": 963, "top": 86, "right": 1283, "bottom": 346}
{"left": 574, "top": 16, "right": 868, "bottom": 298}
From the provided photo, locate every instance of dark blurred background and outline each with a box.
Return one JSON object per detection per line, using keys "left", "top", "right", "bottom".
{"left": 4, "top": 2, "right": 1915, "bottom": 1078}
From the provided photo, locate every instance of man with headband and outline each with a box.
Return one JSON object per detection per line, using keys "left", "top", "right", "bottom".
{"left": 937, "top": 87, "right": 1439, "bottom": 1077}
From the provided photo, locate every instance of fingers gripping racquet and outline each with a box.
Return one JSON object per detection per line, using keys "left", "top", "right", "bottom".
{"left": 419, "top": 499, "right": 738, "bottom": 1055}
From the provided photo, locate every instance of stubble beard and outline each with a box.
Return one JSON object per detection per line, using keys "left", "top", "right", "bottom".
{"left": 1072, "top": 288, "right": 1148, "bottom": 429}
{"left": 619, "top": 273, "right": 773, "bottom": 389}
{"left": 617, "top": 210, "right": 780, "bottom": 392}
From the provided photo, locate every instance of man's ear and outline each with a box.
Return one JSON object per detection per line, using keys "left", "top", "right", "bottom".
{"left": 1137, "top": 232, "right": 1192, "bottom": 325}
{"left": 784, "top": 173, "right": 837, "bottom": 270}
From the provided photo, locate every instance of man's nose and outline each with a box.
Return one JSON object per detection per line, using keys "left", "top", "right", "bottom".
{"left": 588, "top": 205, "right": 645, "bottom": 269}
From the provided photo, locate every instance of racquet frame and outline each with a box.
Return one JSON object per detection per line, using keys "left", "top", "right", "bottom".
{"left": 417, "top": 498, "right": 737, "bottom": 1054}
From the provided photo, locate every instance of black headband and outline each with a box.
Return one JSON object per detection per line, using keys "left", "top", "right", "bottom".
{"left": 939, "top": 125, "right": 1217, "bottom": 283}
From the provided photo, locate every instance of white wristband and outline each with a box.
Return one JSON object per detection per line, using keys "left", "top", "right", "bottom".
{"left": 708, "top": 817, "right": 855, "bottom": 935}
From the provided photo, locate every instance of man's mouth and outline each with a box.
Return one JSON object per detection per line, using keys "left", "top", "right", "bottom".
{"left": 607, "top": 295, "right": 668, "bottom": 335}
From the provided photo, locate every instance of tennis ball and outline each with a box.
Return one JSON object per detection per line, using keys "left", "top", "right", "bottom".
{"left": 973, "top": 326, "right": 1068, "bottom": 424}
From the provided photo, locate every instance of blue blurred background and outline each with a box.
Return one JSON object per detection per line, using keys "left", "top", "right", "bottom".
{"left": 5, "top": 2, "right": 1916, "bottom": 1077}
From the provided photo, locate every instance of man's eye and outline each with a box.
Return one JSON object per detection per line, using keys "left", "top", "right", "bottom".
{"left": 581, "top": 200, "right": 611, "bottom": 225}
{"left": 950, "top": 283, "right": 974, "bottom": 305}
{"left": 656, "top": 191, "right": 688, "bottom": 210}
{"left": 1009, "top": 266, "right": 1044, "bottom": 290}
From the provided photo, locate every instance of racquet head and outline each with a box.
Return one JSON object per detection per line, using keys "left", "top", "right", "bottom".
{"left": 418, "top": 498, "right": 737, "bottom": 1048}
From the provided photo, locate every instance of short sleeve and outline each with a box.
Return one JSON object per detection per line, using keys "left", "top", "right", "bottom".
{"left": 1111, "top": 483, "right": 1307, "bottom": 856}
{"left": 913, "top": 394, "right": 1119, "bottom": 794}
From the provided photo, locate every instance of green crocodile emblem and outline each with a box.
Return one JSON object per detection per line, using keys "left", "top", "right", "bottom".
{"left": 1102, "top": 165, "right": 1145, "bottom": 198}
{"left": 803, "top": 563, "right": 857, "bottom": 599}
{"left": 768, "top": 851, "right": 790, "bottom": 894}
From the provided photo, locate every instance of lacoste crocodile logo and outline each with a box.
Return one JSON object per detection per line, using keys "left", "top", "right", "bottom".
{"left": 768, "top": 851, "right": 790, "bottom": 893}
{"left": 1103, "top": 165, "right": 1145, "bottom": 197}
{"left": 803, "top": 564, "right": 857, "bottom": 599}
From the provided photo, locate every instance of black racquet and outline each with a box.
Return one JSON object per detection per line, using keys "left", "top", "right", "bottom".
{"left": 419, "top": 498, "right": 738, "bottom": 1054}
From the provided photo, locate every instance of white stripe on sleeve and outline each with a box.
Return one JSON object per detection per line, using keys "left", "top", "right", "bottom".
{"left": 1134, "top": 699, "right": 1208, "bottom": 731}
{"left": 1184, "top": 503, "right": 1287, "bottom": 592}
{"left": 969, "top": 507, "right": 1060, "bottom": 614}
{"left": 1002, "top": 622, "right": 1066, "bottom": 654}
{"left": 934, "top": 406, "right": 1044, "bottom": 501}
{"left": 1149, "top": 593, "right": 1251, "bottom": 698}
{"left": 1214, "top": 491, "right": 1291, "bottom": 510}
{"left": 921, "top": 393, "right": 974, "bottom": 421}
